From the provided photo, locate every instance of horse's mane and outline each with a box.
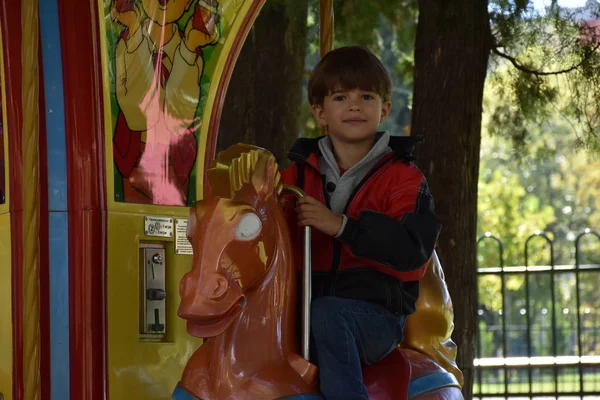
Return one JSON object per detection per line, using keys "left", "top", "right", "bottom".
{"left": 207, "top": 143, "right": 282, "bottom": 200}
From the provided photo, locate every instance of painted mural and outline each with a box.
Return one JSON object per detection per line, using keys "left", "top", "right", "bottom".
{"left": 105, "top": 0, "right": 221, "bottom": 206}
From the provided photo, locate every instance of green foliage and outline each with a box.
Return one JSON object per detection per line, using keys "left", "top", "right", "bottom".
{"left": 483, "top": 12, "right": 600, "bottom": 241}
{"left": 478, "top": 71, "right": 600, "bottom": 267}
{"left": 300, "top": 0, "right": 417, "bottom": 138}
{"left": 478, "top": 160, "right": 556, "bottom": 267}
{"left": 333, "top": 0, "right": 417, "bottom": 53}
{"left": 477, "top": 73, "right": 600, "bottom": 358}
{"left": 488, "top": 0, "right": 600, "bottom": 151}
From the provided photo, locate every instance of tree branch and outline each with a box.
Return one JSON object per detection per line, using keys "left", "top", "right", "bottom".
{"left": 492, "top": 43, "right": 600, "bottom": 76}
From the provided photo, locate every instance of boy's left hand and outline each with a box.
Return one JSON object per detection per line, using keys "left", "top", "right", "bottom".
{"left": 295, "top": 195, "right": 343, "bottom": 237}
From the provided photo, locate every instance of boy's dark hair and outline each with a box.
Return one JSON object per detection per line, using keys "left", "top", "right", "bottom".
{"left": 307, "top": 46, "right": 392, "bottom": 106}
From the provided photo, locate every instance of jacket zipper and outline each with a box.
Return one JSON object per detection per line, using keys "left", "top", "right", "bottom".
{"left": 329, "top": 155, "right": 394, "bottom": 275}
{"left": 294, "top": 154, "right": 394, "bottom": 292}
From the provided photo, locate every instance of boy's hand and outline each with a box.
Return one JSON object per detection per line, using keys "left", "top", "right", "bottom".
{"left": 295, "top": 196, "right": 343, "bottom": 237}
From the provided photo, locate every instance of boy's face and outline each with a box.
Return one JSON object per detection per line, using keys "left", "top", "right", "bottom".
{"left": 312, "top": 88, "right": 391, "bottom": 145}
{"left": 141, "top": 0, "right": 192, "bottom": 26}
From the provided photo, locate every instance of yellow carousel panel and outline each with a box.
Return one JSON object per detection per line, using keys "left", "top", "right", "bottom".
{"left": 98, "top": 1, "right": 266, "bottom": 398}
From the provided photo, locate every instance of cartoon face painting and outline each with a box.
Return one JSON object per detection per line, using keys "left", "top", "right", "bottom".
{"left": 110, "top": 0, "right": 220, "bottom": 206}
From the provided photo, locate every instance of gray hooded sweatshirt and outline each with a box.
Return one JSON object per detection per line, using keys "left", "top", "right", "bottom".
{"left": 318, "top": 131, "right": 392, "bottom": 234}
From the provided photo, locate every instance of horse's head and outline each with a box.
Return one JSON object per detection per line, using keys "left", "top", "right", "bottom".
{"left": 178, "top": 144, "right": 285, "bottom": 338}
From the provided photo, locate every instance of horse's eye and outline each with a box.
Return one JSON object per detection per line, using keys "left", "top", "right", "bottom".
{"left": 235, "top": 213, "right": 262, "bottom": 241}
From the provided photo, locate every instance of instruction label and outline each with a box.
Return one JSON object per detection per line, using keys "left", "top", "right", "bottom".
{"left": 175, "top": 219, "right": 193, "bottom": 255}
{"left": 144, "top": 216, "right": 173, "bottom": 238}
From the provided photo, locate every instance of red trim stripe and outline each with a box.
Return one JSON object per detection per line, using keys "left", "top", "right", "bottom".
{"left": 57, "top": 0, "right": 107, "bottom": 398}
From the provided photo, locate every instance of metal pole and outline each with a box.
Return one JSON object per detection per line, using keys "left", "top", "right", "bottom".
{"left": 575, "top": 229, "right": 600, "bottom": 395}
{"left": 477, "top": 234, "right": 507, "bottom": 394}
{"left": 525, "top": 232, "right": 555, "bottom": 394}
{"left": 575, "top": 231, "right": 585, "bottom": 395}
{"left": 281, "top": 184, "right": 312, "bottom": 361}
{"left": 303, "top": 226, "right": 312, "bottom": 361}
{"left": 524, "top": 234, "right": 535, "bottom": 395}
{"left": 319, "top": 0, "right": 334, "bottom": 58}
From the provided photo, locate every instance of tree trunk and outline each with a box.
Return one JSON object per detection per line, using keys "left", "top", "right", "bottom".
{"left": 217, "top": 0, "right": 308, "bottom": 167}
{"left": 411, "top": 1, "right": 492, "bottom": 397}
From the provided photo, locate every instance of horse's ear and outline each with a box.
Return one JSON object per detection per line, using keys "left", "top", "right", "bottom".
{"left": 251, "top": 153, "right": 279, "bottom": 201}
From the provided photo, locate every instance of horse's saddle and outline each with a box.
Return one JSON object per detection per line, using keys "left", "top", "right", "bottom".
{"left": 363, "top": 348, "right": 460, "bottom": 399}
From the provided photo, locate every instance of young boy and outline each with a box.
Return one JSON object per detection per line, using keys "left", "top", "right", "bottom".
{"left": 281, "top": 46, "right": 441, "bottom": 400}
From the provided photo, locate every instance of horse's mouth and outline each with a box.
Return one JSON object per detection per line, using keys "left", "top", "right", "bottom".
{"left": 183, "top": 297, "right": 245, "bottom": 338}
{"left": 188, "top": 299, "right": 244, "bottom": 325}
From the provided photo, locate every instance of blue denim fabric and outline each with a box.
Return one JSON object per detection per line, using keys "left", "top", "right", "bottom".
{"left": 310, "top": 296, "right": 406, "bottom": 400}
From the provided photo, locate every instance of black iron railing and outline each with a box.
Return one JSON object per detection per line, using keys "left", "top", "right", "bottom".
{"left": 475, "top": 229, "right": 600, "bottom": 399}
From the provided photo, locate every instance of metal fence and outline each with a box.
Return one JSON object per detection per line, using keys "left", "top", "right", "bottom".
{"left": 474, "top": 230, "right": 600, "bottom": 399}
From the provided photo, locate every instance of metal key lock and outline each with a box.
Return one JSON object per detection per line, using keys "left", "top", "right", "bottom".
{"left": 140, "top": 246, "right": 167, "bottom": 338}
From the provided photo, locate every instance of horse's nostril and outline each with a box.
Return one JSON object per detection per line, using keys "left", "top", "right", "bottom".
{"left": 210, "top": 275, "right": 229, "bottom": 300}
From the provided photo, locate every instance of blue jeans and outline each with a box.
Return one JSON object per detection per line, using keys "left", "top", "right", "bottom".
{"left": 310, "top": 296, "right": 406, "bottom": 400}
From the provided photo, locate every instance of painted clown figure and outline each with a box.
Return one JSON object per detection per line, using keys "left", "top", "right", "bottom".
{"left": 111, "top": 0, "right": 220, "bottom": 205}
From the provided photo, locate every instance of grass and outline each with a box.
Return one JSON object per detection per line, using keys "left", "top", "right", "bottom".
{"left": 473, "top": 371, "right": 600, "bottom": 395}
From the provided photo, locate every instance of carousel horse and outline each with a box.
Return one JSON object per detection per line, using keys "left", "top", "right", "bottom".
{"left": 173, "top": 144, "right": 464, "bottom": 400}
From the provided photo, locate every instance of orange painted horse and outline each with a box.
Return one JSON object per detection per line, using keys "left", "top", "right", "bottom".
{"left": 173, "top": 144, "right": 464, "bottom": 400}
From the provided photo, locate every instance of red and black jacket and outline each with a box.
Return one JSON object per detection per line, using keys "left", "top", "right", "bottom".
{"left": 281, "top": 135, "right": 441, "bottom": 315}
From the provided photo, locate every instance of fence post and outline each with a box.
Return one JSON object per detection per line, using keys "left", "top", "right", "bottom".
{"left": 525, "top": 232, "right": 555, "bottom": 395}
{"left": 477, "top": 233, "right": 506, "bottom": 396}
{"left": 575, "top": 229, "right": 600, "bottom": 395}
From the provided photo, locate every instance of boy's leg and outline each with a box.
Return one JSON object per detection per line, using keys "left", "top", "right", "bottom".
{"left": 310, "top": 296, "right": 406, "bottom": 400}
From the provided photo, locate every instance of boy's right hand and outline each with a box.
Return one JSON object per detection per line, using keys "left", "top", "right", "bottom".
{"left": 295, "top": 195, "right": 343, "bottom": 237}
{"left": 111, "top": 1, "right": 140, "bottom": 39}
